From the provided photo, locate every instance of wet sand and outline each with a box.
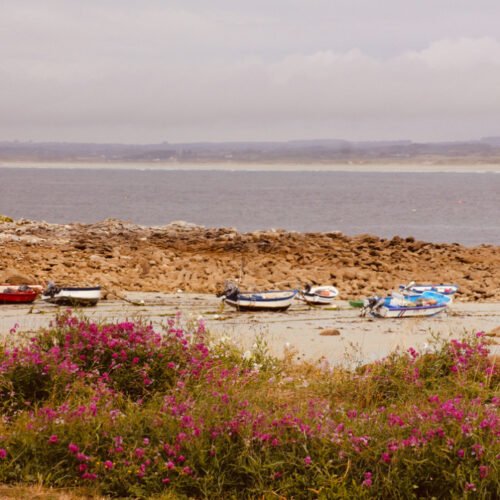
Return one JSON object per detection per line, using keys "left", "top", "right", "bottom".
{"left": 1, "top": 293, "right": 498, "bottom": 365}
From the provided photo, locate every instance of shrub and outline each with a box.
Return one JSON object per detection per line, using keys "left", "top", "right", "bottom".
{"left": 0, "top": 313, "right": 498, "bottom": 498}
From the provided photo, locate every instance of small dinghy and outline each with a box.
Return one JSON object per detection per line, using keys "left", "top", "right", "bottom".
{"left": 0, "top": 284, "right": 40, "bottom": 304}
{"left": 42, "top": 282, "right": 101, "bottom": 306}
{"left": 361, "top": 290, "right": 451, "bottom": 318}
{"left": 349, "top": 299, "right": 364, "bottom": 308}
{"left": 299, "top": 285, "right": 339, "bottom": 305}
{"left": 399, "top": 282, "right": 459, "bottom": 296}
{"left": 220, "top": 282, "right": 297, "bottom": 312}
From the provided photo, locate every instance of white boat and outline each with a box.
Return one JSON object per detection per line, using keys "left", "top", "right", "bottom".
{"left": 42, "top": 283, "right": 101, "bottom": 306}
{"left": 298, "top": 285, "right": 339, "bottom": 305}
{"left": 399, "top": 282, "right": 459, "bottom": 296}
{"left": 361, "top": 291, "right": 451, "bottom": 318}
{"left": 221, "top": 282, "right": 297, "bottom": 312}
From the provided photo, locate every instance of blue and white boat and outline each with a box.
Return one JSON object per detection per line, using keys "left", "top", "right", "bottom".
{"left": 221, "top": 282, "right": 298, "bottom": 312}
{"left": 361, "top": 290, "right": 451, "bottom": 318}
{"left": 399, "top": 282, "right": 459, "bottom": 296}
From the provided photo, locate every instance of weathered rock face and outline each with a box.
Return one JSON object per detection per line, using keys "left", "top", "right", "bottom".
{"left": 1, "top": 218, "right": 499, "bottom": 301}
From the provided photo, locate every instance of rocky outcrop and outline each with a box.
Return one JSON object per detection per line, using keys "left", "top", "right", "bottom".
{"left": 1, "top": 218, "right": 499, "bottom": 301}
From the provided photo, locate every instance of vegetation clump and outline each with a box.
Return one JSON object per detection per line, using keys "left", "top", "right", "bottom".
{"left": 0, "top": 312, "right": 498, "bottom": 498}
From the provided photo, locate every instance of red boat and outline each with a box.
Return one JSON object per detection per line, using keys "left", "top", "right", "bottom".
{"left": 0, "top": 286, "right": 39, "bottom": 304}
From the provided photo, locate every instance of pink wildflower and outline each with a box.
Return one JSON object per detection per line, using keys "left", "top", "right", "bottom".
{"left": 176, "top": 432, "right": 188, "bottom": 442}
{"left": 408, "top": 347, "right": 419, "bottom": 359}
{"left": 485, "top": 365, "right": 495, "bottom": 376}
{"left": 135, "top": 447, "right": 145, "bottom": 458}
{"left": 457, "top": 449, "right": 465, "bottom": 458}
{"left": 381, "top": 452, "right": 391, "bottom": 464}
{"left": 76, "top": 452, "right": 89, "bottom": 462}
{"left": 465, "top": 483, "right": 476, "bottom": 491}
{"left": 48, "top": 434, "right": 58, "bottom": 444}
{"left": 0, "top": 449, "right": 7, "bottom": 459}
{"left": 304, "top": 455, "right": 312, "bottom": 466}
{"left": 362, "top": 471, "right": 372, "bottom": 487}
{"left": 471, "top": 443, "right": 484, "bottom": 458}
{"left": 162, "top": 477, "right": 171, "bottom": 484}
{"left": 479, "top": 465, "right": 489, "bottom": 479}
{"left": 104, "top": 460, "right": 114, "bottom": 470}
{"left": 68, "top": 443, "right": 79, "bottom": 454}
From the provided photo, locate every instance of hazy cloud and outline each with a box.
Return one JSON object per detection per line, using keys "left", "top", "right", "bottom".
{"left": 1, "top": 1, "right": 500, "bottom": 142}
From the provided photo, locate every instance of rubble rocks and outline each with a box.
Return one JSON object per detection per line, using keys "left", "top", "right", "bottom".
{"left": 0, "top": 218, "right": 498, "bottom": 301}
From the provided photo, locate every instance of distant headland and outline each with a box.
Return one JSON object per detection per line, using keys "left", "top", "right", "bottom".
{"left": 2, "top": 138, "right": 500, "bottom": 165}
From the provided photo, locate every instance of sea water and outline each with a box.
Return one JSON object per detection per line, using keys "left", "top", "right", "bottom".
{"left": 0, "top": 166, "right": 498, "bottom": 245}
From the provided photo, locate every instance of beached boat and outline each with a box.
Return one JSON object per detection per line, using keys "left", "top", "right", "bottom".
{"left": 361, "top": 290, "right": 451, "bottom": 318}
{"left": 220, "top": 282, "right": 298, "bottom": 312}
{"left": 41, "top": 283, "right": 101, "bottom": 306}
{"left": 349, "top": 299, "right": 364, "bottom": 308}
{"left": 298, "top": 285, "right": 339, "bottom": 305}
{"left": 399, "top": 282, "right": 459, "bottom": 296}
{"left": 0, "top": 284, "right": 43, "bottom": 293}
{"left": 0, "top": 285, "right": 40, "bottom": 304}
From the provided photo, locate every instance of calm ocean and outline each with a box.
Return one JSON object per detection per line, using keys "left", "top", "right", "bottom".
{"left": 1, "top": 167, "right": 499, "bottom": 246}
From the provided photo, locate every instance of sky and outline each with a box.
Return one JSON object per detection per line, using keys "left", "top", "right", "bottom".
{"left": 1, "top": 0, "right": 500, "bottom": 144}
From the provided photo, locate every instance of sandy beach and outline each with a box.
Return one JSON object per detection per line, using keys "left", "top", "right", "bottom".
{"left": 1, "top": 293, "right": 498, "bottom": 365}
{"left": 1, "top": 218, "right": 499, "bottom": 363}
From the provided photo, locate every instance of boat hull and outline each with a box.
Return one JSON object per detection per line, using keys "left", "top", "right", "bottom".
{"left": 299, "top": 286, "right": 339, "bottom": 305}
{"left": 0, "top": 290, "right": 38, "bottom": 304}
{"left": 373, "top": 304, "right": 448, "bottom": 318}
{"left": 0, "top": 284, "right": 43, "bottom": 293}
{"left": 42, "top": 286, "right": 101, "bottom": 306}
{"left": 367, "top": 291, "right": 451, "bottom": 318}
{"left": 349, "top": 300, "right": 364, "bottom": 308}
{"left": 224, "top": 290, "right": 298, "bottom": 312}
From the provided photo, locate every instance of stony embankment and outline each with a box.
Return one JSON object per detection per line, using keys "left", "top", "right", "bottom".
{"left": 1, "top": 218, "right": 499, "bottom": 301}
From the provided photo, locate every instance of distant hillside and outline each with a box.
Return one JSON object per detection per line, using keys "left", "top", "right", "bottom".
{"left": 1, "top": 138, "right": 500, "bottom": 163}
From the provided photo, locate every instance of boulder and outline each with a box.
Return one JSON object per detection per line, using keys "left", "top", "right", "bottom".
{"left": 0, "top": 270, "right": 37, "bottom": 285}
{"left": 319, "top": 328, "right": 341, "bottom": 336}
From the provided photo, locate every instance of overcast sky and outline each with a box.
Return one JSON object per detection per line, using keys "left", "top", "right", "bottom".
{"left": 1, "top": 0, "right": 500, "bottom": 143}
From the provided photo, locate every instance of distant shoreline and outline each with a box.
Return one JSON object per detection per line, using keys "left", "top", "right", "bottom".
{"left": 1, "top": 160, "right": 500, "bottom": 173}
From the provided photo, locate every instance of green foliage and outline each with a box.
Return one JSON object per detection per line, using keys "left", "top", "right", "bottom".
{"left": 0, "top": 314, "right": 498, "bottom": 498}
